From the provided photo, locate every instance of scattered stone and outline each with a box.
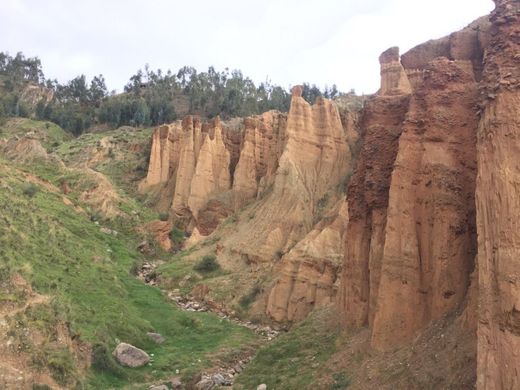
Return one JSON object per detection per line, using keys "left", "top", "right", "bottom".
{"left": 149, "top": 385, "right": 168, "bottom": 390}
{"left": 257, "top": 384, "right": 267, "bottom": 390}
{"left": 100, "top": 226, "right": 118, "bottom": 236}
{"left": 112, "top": 342, "right": 150, "bottom": 368}
{"left": 147, "top": 332, "right": 165, "bottom": 344}
{"left": 168, "top": 377, "right": 183, "bottom": 389}
{"left": 211, "top": 372, "right": 232, "bottom": 386}
{"left": 195, "top": 377, "right": 214, "bottom": 390}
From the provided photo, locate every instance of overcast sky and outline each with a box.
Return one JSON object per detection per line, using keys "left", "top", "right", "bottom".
{"left": 0, "top": 0, "right": 494, "bottom": 95}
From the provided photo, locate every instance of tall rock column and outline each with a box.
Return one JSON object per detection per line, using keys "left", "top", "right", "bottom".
{"left": 338, "top": 48, "right": 411, "bottom": 327}
{"left": 224, "top": 86, "right": 350, "bottom": 262}
{"left": 476, "top": 1, "right": 520, "bottom": 388}
{"left": 371, "top": 58, "right": 479, "bottom": 349}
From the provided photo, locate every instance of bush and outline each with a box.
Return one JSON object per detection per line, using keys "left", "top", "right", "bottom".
{"left": 46, "top": 348, "right": 76, "bottom": 386}
{"left": 22, "top": 182, "right": 39, "bottom": 198}
{"left": 31, "top": 346, "right": 77, "bottom": 386}
{"left": 239, "top": 284, "right": 262, "bottom": 308}
{"left": 170, "top": 226, "right": 185, "bottom": 249}
{"left": 32, "top": 385, "right": 51, "bottom": 390}
{"left": 158, "top": 212, "right": 169, "bottom": 221}
{"left": 177, "top": 315, "right": 201, "bottom": 329}
{"left": 331, "top": 372, "right": 351, "bottom": 389}
{"left": 193, "top": 255, "right": 220, "bottom": 274}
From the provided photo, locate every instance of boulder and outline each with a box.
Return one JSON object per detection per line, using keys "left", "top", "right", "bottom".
{"left": 112, "top": 342, "right": 150, "bottom": 368}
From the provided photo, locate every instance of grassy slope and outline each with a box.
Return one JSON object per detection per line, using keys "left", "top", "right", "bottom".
{"left": 0, "top": 119, "right": 257, "bottom": 388}
{"left": 233, "top": 307, "right": 346, "bottom": 390}
{"left": 55, "top": 126, "right": 154, "bottom": 196}
{"left": 0, "top": 117, "right": 72, "bottom": 149}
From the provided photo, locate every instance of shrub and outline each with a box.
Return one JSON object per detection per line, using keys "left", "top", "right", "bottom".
{"left": 177, "top": 315, "right": 201, "bottom": 329}
{"left": 331, "top": 372, "right": 351, "bottom": 389}
{"left": 239, "top": 284, "right": 262, "bottom": 308}
{"left": 158, "top": 212, "right": 169, "bottom": 221}
{"left": 170, "top": 227, "right": 185, "bottom": 246}
{"left": 193, "top": 255, "right": 220, "bottom": 274}
{"left": 274, "top": 250, "right": 284, "bottom": 261}
{"left": 32, "top": 385, "right": 51, "bottom": 390}
{"left": 22, "top": 182, "right": 39, "bottom": 198}
{"left": 46, "top": 348, "right": 76, "bottom": 385}
{"left": 31, "top": 346, "right": 77, "bottom": 386}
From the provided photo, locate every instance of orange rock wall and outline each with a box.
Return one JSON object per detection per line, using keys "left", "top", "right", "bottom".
{"left": 476, "top": 1, "right": 520, "bottom": 388}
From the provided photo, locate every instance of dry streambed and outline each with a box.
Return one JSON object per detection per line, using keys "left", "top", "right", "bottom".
{"left": 137, "top": 261, "right": 281, "bottom": 389}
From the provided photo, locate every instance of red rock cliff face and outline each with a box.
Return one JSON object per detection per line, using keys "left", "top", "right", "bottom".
{"left": 476, "top": 0, "right": 520, "bottom": 388}
{"left": 340, "top": 3, "right": 520, "bottom": 386}
{"left": 339, "top": 27, "right": 483, "bottom": 349}
{"left": 371, "top": 57, "right": 479, "bottom": 349}
{"left": 339, "top": 48, "right": 411, "bottom": 329}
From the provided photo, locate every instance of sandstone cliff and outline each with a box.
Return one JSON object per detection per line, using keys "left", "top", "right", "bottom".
{"left": 221, "top": 87, "right": 351, "bottom": 263}
{"left": 475, "top": 0, "right": 520, "bottom": 388}
{"left": 337, "top": 2, "right": 520, "bottom": 387}
{"left": 266, "top": 199, "right": 348, "bottom": 323}
{"left": 139, "top": 112, "right": 287, "bottom": 234}
{"left": 340, "top": 22, "right": 484, "bottom": 349}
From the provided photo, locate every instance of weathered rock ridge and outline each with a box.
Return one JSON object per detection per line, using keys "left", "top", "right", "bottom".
{"left": 266, "top": 199, "right": 349, "bottom": 322}
{"left": 221, "top": 86, "right": 352, "bottom": 263}
{"left": 336, "top": 1, "right": 519, "bottom": 388}
{"left": 475, "top": 0, "right": 520, "bottom": 388}
{"left": 139, "top": 112, "right": 287, "bottom": 234}
{"left": 140, "top": 87, "right": 360, "bottom": 322}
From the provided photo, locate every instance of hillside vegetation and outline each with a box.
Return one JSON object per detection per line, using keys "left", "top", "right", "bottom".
{"left": 0, "top": 119, "right": 258, "bottom": 389}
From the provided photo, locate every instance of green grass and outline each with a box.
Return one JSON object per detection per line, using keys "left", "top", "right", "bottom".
{"left": 54, "top": 126, "right": 154, "bottom": 196}
{"left": 0, "top": 162, "right": 257, "bottom": 388}
{"left": 0, "top": 117, "right": 72, "bottom": 150}
{"left": 234, "top": 308, "right": 342, "bottom": 390}
{"left": 157, "top": 248, "right": 232, "bottom": 296}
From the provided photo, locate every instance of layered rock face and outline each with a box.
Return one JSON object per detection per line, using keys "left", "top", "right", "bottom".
{"left": 371, "top": 57, "right": 479, "bottom": 349}
{"left": 339, "top": 2, "right": 520, "bottom": 386}
{"left": 266, "top": 200, "right": 348, "bottom": 322}
{"left": 223, "top": 87, "right": 351, "bottom": 262}
{"left": 476, "top": 1, "right": 520, "bottom": 388}
{"left": 338, "top": 48, "right": 412, "bottom": 329}
{"left": 139, "top": 113, "right": 286, "bottom": 233}
{"left": 339, "top": 32, "right": 483, "bottom": 348}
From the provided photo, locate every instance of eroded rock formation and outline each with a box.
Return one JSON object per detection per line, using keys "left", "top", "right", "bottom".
{"left": 139, "top": 112, "right": 287, "bottom": 233}
{"left": 338, "top": 1, "right": 519, "bottom": 387}
{"left": 476, "top": 1, "right": 520, "bottom": 388}
{"left": 340, "top": 20, "right": 485, "bottom": 349}
{"left": 140, "top": 87, "right": 359, "bottom": 322}
{"left": 222, "top": 86, "right": 351, "bottom": 262}
{"left": 266, "top": 200, "right": 349, "bottom": 322}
